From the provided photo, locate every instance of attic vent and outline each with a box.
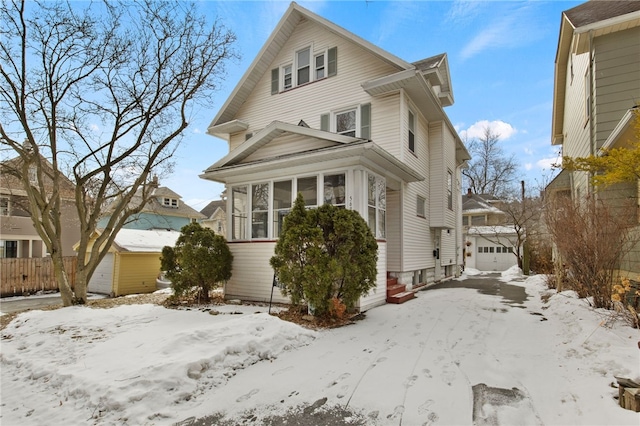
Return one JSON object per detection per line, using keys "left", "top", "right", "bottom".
{"left": 245, "top": 132, "right": 253, "bottom": 141}
{"left": 297, "top": 120, "right": 309, "bottom": 128}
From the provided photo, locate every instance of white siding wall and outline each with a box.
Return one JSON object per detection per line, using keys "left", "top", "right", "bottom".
{"left": 401, "top": 94, "right": 434, "bottom": 272}
{"left": 225, "top": 242, "right": 289, "bottom": 303}
{"left": 359, "top": 242, "right": 387, "bottom": 311}
{"left": 386, "top": 189, "right": 402, "bottom": 272}
{"left": 594, "top": 28, "right": 640, "bottom": 149}
{"left": 230, "top": 19, "right": 401, "bottom": 152}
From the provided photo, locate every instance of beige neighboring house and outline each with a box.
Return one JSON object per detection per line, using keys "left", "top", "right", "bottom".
{"left": 200, "top": 2, "right": 471, "bottom": 310}
{"left": 0, "top": 155, "right": 80, "bottom": 258}
{"left": 462, "top": 190, "right": 518, "bottom": 272}
{"left": 548, "top": 1, "right": 640, "bottom": 276}
{"left": 200, "top": 199, "right": 227, "bottom": 236}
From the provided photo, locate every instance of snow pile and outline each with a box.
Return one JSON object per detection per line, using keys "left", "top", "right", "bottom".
{"left": 1, "top": 305, "right": 316, "bottom": 425}
{"left": 1, "top": 272, "right": 639, "bottom": 425}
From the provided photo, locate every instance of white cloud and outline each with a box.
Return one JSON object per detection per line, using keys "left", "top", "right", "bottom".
{"left": 446, "top": 0, "right": 484, "bottom": 25}
{"left": 536, "top": 157, "right": 558, "bottom": 170}
{"left": 524, "top": 163, "right": 533, "bottom": 171}
{"left": 90, "top": 124, "right": 100, "bottom": 132}
{"left": 524, "top": 147, "right": 533, "bottom": 155}
{"left": 459, "top": 120, "right": 516, "bottom": 141}
{"left": 192, "top": 128, "right": 202, "bottom": 134}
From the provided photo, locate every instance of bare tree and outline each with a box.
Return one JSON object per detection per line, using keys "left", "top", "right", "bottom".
{"left": 462, "top": 125, "right": 518, "bottom": 198}
{"left": 546, "top": 194, "right": 639, "bottom": 309}
{"left": 0, "top": 0, "right": 236, "bottom": 306}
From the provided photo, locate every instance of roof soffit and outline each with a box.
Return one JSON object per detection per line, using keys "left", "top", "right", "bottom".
{"left": 207, "top": 2, "right": 413, "bottom": 133}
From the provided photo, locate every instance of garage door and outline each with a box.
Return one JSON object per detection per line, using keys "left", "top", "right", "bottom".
{"left": 88, "top": 253, "right": 114, "bottom": 295}
{"left": 476, "top": 245, "right": 517, "bottom": 272}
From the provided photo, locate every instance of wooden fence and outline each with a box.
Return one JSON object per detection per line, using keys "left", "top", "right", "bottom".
{"left": 0, "top": 257, "right": 76, "bottom": 297}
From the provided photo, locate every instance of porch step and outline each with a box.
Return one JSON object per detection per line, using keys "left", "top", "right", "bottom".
{"left": 386, "top": 291, "right": 416, "bottom": 304}
{"left": 387, "top": 277, "right": 398, "bottom": 287}
{"left": 387, "top": 283, "right": 405, "bottom": 298}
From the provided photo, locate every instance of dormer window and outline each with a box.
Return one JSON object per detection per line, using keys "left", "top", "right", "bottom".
{"left": 163, "top": 197, "right": 179, "bottom": 208}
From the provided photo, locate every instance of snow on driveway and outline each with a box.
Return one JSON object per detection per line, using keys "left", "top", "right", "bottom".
{"left": 1, "top": 269, "right": 639, "bottom": 425}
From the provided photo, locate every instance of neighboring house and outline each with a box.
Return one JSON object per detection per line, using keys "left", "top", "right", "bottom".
{"left": 98, "top": 176, "right": 205, "bottom": 231}
{"left": 0, "top": 155, "right": 80, "bottom": 258}
{"left": 548, "top": 1, "right": 640, "bottom": 276}
{"left": 84, "top": 228, "right": 180, "bottom": 296}
{"left": 462, "top": 190, "right": 518, "bottom": 271}
{"left": 200, "top": 199, "right": 227, "bottom": 236}
{"left": 200, "top": 2, "right": 471, "bottom": 310}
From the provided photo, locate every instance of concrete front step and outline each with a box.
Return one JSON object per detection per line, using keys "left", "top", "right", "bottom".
{"left": 386, "top": 291, "right": 415, "bottom": 304}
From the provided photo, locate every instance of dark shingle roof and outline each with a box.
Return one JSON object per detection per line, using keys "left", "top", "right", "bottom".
{"left": 564, "top": 0, "right": 640, "bottom": 28}
{"left": 200, "top": 199, "right": 226, "bottom": 218}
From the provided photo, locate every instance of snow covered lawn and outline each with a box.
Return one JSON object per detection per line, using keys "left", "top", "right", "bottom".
{"left": 1, "top": 268, "right": 639, "bottom": 425}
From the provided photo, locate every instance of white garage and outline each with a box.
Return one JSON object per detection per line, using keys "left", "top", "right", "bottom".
{"left": 464, "top": 226, "right": 518, "bottom": 272}
{"left": 88, "top": 252, "right": 114, "bottom": 295}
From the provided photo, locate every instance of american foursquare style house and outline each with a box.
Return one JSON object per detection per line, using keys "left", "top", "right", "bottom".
{"left": 200, "top": 2, "right": 471, "bottom": 311}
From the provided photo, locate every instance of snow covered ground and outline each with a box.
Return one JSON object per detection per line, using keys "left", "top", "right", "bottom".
{"left": 1, "top": 267, "right": 639, "bottom": 425}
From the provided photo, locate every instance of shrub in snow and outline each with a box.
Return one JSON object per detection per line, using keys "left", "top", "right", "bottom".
{"left": 270, "top": 193, "right": 378, "bottom": 317}
{"left": 161, "top": 223, "right": 232, "bottom": 302}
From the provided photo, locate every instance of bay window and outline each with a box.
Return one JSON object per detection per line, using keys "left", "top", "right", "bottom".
{"left": 298, "top": 176, "right": 318, "bottom": 208}
{"left": 232, "top": 186, "right": 248, "bottom": 240}
{"left": 251, "top": 183, "right": 269, "bottom": 239}
{"left": 367, "top": 173, "right": 386, "bottom": 238}
{"left": 273, "top": 180, "right": 292, "bottom": 238}
{"left": 323, "top": 174, "right": 345, "bottom": 207}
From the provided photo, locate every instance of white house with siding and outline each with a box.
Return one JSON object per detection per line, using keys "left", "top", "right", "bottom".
{"left": 548, "top": 0, "right": 640, "bottom": 277}
{"left": 200, "top": 2, "right": 471, "bottom": 311}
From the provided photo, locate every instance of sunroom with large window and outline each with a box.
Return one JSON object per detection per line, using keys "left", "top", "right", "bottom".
{"left": 200, "top": 122, "right": 423, "bottom": 310}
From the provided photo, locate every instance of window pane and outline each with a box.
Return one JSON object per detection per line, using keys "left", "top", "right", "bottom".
{"left": 298, "top": 176, "right": 317, "bottom": 207}
{"left": 368, "top": 174, "right": 376, "bottom": 206}
{"left": 283, "top": 65, "right": 292, "bottom": 89}
{"left": 273, "top": 180, "right": 292, "bottom": 238}
{"left": 315, "top": 54, "right": 325, "bottom": 79}
{"left": 368, "top": 206, "right": 376, "bottom": 236}
{"left": 273, "top": 180, "right": 292, "bottom": 210}
{"left": 324, "top": 174, "right": 345, "bottom": 206}
{"left": 336, "top": 110, "right": 356, "bottom": 136}
{"left": 378, "top": 210, "right": 385, "bottom": 238}
{"left": 252, "top": 212, "right": 268, "bottom": 239}
{"left": 297, "top": 48, "right": 310, "bottom": 85}
{"left": 232, "top": 186, "right": 248, "bottom": 240}
{"left": 377, "top": 178, "right": 386, "bottom": 210}
{"left": 478, "top": 246, "right": 482, "bottom": 253}
{"left": 252, "top": 183, "right": 269, "bottom": 212}
{"left": 298, "top": 66, "right": 309, "bottom": 85}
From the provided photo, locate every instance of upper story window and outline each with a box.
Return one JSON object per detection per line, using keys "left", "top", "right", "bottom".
{"left": 163, "top": 197, "right": 179, "bottom": 208}
{"left": 0, "top": 197, "right": 10, "bottom": 216}
{"left": 271, "top": 46, "right": 337, "bottom": 94}
{"left": 416, "top": 195, "right": 425, "bottom": 218}
{"left": 447, "top": 170, "right": 453, "bottom": 210}
{"left": 321, "top": 103, "right": 370, "bottom": 139}
{"left": 335, "top": 108, "right": 357, "bottom": 137}
{"left": 408, "top": 110, "right": 415, "bottom": 153}
{"left": 28, "top": 165, "right": 37, "bottom": 185}
{"left": 296, "top": 47, "right": 310, "bottom": 86}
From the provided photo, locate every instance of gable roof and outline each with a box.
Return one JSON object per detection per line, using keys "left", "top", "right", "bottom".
{"left": 207, "top": 2, "right": 413, "bottom": 135}
{"left": 206, "top": 120, "right": 362, "bottom": 170}
{"left": 462, "top": 193, "right": 505, "bottom": 216}
{"left": 103, "top": 185, "right": 205, "bottom": 220}
{"left": 200, "top": 199, "right": 226, "bottom": 218}
{"left": 552, "top": 1, "right": 640, "bottom": 144}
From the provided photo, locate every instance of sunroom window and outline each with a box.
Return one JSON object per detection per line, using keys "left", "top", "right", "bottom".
{"left": 251, "top": 183, "right": 269, "bottom": 239}
{"left": 298, "top": 176, "right": 318, "bottom": 208}
{"left": 323, "top": 173, "right": 345, "bottom": 207}
{"left": 273, "top": 180, "right": 292, "bottom": 238}
{"left": 367, "top": 173, "right": 386, "bottom": 238}
{"left": 232, "top": 186, "right": 248, "bottom": 240}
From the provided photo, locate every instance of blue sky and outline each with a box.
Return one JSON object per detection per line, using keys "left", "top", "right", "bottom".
{"left": 162, "top": 0, "right": 583, "bottom": 209}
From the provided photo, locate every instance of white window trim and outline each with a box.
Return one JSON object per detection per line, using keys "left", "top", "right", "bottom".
{"left": 416, "top": 195, "right": 425, "bottom": 218}
{"left": 331, "top": 105, "right": 360, "bottom": 137}
{"left": 314, "top": 50, "right": 328, "bottom": 80}
{"left": 281, "top": 63, "right": 292, "bottom": 90}
{"left": 295, "top": 45, "right": 312, "bottom": 87}
{"left": 0, "top": 197, "right": 10, "bottom": 216}
{"left": 408, "top": 109, "right": 416, "bottom": 154}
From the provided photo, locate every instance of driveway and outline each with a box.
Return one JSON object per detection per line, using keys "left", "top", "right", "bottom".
{"left": 0, "top": 294, "right": 63, "bottom": 314}
{"left": 184, "top": 273, "right": 569, "bottom": 425}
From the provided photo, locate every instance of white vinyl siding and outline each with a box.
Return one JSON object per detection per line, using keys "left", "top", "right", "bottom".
{"left": 231, "top": 18, "right": 399, "bottom": 152}
{"left": 385, "top": 190, "right": 402, "bottom": 272}
{"left": 242, "top": 133, "right": 337, "bottom": 164}
{"left": 225, "top": 242, "right": 290, "bottom": 303}
{"left": 593, "top": 28, "right": 640, "bottom": 150}
{"left": 358, "top": 241, "right": 387, "bottom": 311}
